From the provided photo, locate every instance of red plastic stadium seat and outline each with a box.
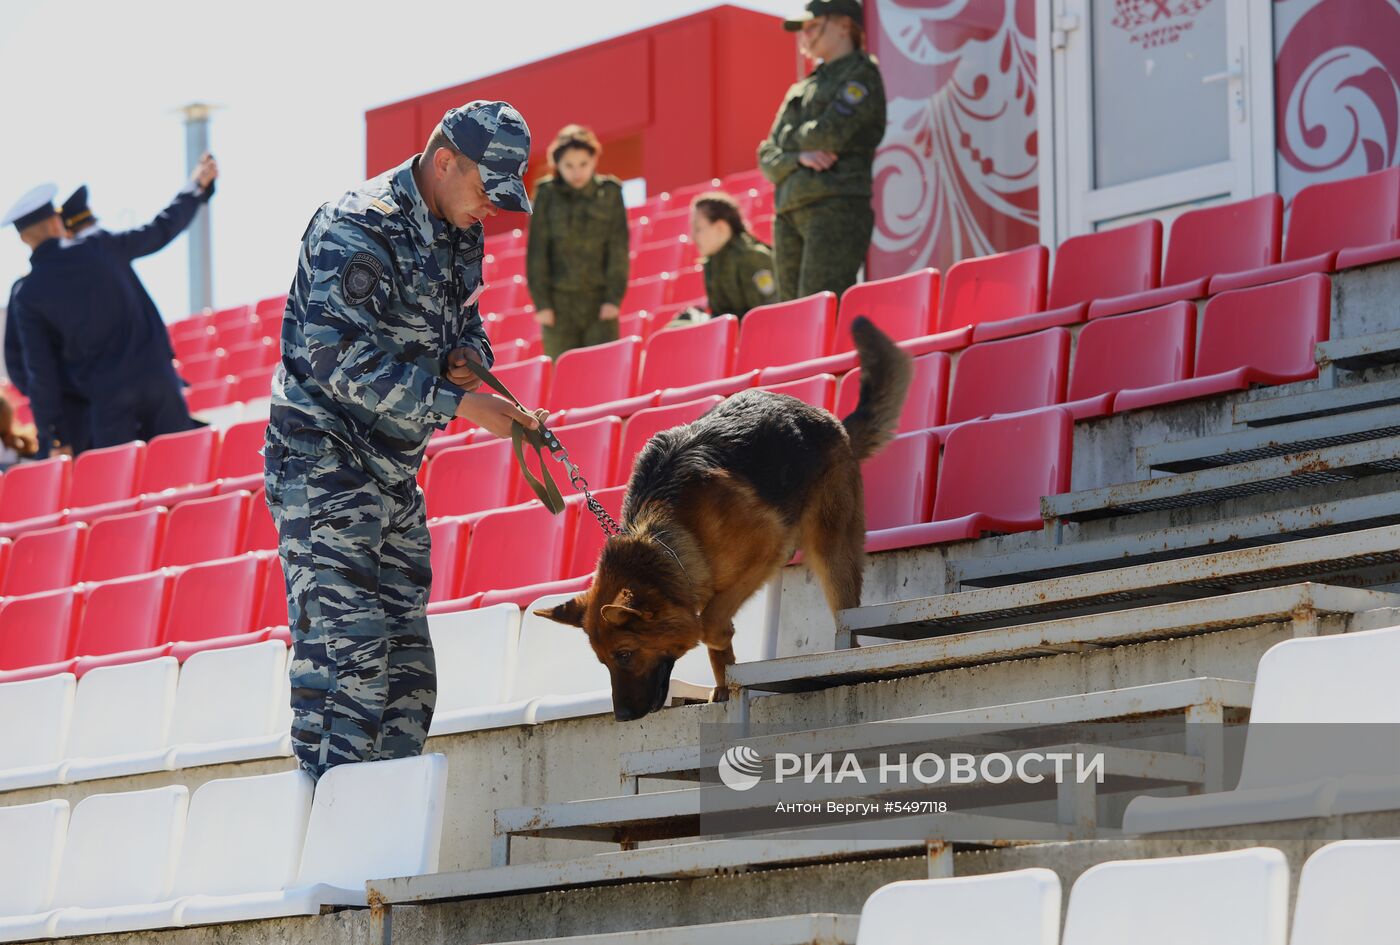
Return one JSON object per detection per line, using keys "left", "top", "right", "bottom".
{"left": 618, "top": 397, "right": 722, "bottom": 483}
{"left": 0, "top": 587, "right": 77, "bottom": 674}
{"left": 722, "top": 169, "right": 768, "bottom": 193}
{"left": 734, "top": 293, "right": 837, "bottom": 375}
{"left": 657, "top": 370, "right": 758, "bottom": 406}
{"left": 478, "top": 277, "right": 526, "bottom": 316}
{"left": 1066, "top": 302, "right": 1195, "bottom": 419}
{"left": 938, "top": 245, "right": 1049, "bottom": 334}
{"left": 485, "top": 250, "right": 526, "bottom": 284}
{"left": 631, "top": 242, "right": 687, "bottom": 281}
{"left": 835, "top": 268, "right": 941, "bottom": 351}
{"left": 869, "top": 408, "right": 1072, "bottom": 551}
{"left": 216, "top": 419, "right": 268, "bottom": 480}
{"left": 459, "top": 504, "right": 568, "bottom": 596}
{"left": 1115, "top": 274, "right": 1331, "bottom": 412}
{"left": 211, "top": 304, "right": 254, "bottom": 331}
{"left": 3, "top": 523, "right": 82, "bottom": 596}
{"left": 640, "top": 210, "right": 693, "bottom": 245}
{"left": 489, "top": 356, "right": 551, "bottom": 415}
{"left": 548, "top": 337, "right": 643, "bottom": 413}
{"left": 184, "top": 378, "right": 233, "bottom": 413}
{"left": 836, "top": 352, "right": 952, "bottom": 433}
{"left": 425, "top": 440, "right": 514, "bottom": 520}
{"left": 862, "top": 432, "right": 936, "bottom": 532}
{"left": 177, "top": 350, "right": 227, "bottom": 385}
{"left": 563, "top": 485, "right": 627, "bottom": 578}
{"left": 233, "top": 366, "right": 277, "bottom": 403}
{"left": 68, "top": 442, "right": 142, "bottom": 509}
{"left": 975, "top": 221, "right": 1162, "bottom": 342}
{"left": 136, "top": 482, "right": 220, "bottom": 511}
{"left": 173, "top": 328, "right": 217, "bottom": 363}
{"left": 1090, "top": 195, "right": 1283, "bottom": 318}
{"left": 428, "top": 517, "right": 468, "bottom": 603}
{"left": 159, "top": 491, "right": 249, "bottom": 567}
{"left": 1212, "top": 167, "right": 1400, "bottom": 292}
{"left": 222, "top": 338, "right": 278, "bottom": 376}
{"left": 253, "top": 294, "right": 288, "bottom": 321}
{"left": 489, "top": 338, "right": 528, "bottom": 366}
{"left": 665, "top": 265, "right": 707, "bottom": 306}
{"left": 944, "top": 328, "right": 1070, "bottom": 427}
{"left": 68, "top": 572, "right": 169, "bottom": 667}
{"left": 140, "top": 426, "right": 218, "bottom": 494}
{"left": 512, "top": 416, "right": 621, "bottom": 503}
{"left": 0, "top": 455, "right": 69, "bottom": 523}
{"left": 490, "top": 311, "right": 542, "bottom": 353}
{"left": 758, "top": 374, "right": 837, "bottom": 412}
{"left": 79, "top": 507, "right": 165, "bottom": 583}
{"left": 478, "top": 574, "right": 592, "bottom": 610}
{"left": 621, "top": 274, "right": 670, "bottom": 316}
{"left": 162, "top": 555, "right": 260, "bottom": 646}
{"left": 637, "top": 316, "right": 737, "bottom": 392}
{"left": 215, "top": 318, "right": 261, "bottom": 349}
{"left": 256, "top": 555, "right": 288, "bottom": 630}
{"left": 171, "top": 313, "right": 214, "bottom": 341}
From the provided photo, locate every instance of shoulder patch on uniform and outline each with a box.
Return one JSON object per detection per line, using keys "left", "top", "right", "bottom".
{"left": 841, "top": 81, "right": 870, "bottom": 106}
{"left": 753, "top": 269, "right": 777, "bottom": 297}
{"left": 368, "top": 197, "right": 397, "bottom": 216}
{"left": 341, "top": 251, "right": 384, "bottom": 306}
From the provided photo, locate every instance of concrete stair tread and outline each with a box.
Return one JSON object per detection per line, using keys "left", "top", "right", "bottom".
{"left": 490, "top": 913, "right": 860, "bottom": 945}
{"left": 1316, "top": 329, "right": 1400, "bottom": 370}
{"left": 1233, "top": 377, "right": 1400, "bottom": 427}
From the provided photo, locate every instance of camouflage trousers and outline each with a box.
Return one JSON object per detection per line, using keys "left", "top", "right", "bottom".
{"left": 264, "top": 436, "right": 436, "bottom": 780}
{"left": 772, "top": 196, "right": 875, "bottom": 302}
{"left": 540, "top": 288, "right": 620, "bottom": 358}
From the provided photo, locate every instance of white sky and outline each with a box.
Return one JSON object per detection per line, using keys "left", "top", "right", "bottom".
{"left": 0, "top": 0, "right": 796, "bottom": 322}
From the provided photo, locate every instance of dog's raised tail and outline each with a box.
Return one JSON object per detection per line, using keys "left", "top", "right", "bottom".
{"left": 842, "top": 316, "right": 913, "bottom": 461}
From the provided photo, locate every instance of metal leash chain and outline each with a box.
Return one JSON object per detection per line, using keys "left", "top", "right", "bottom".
{"left": 553, "top": 446, "right": 623, "bottom": 537}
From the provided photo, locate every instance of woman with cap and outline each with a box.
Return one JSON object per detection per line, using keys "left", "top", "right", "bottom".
{"left": 689, "top": 191, "right": 778, "bottom": 320}
{"left": 526, "top": 125, "right": 630, "bottom": 358}
{"left": 758, "top": 0, "right": 886, "bottom": 302}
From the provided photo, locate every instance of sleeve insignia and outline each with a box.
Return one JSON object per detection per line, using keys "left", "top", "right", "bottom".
{"left": 341, "top": 251, "right": 384, "bottom": 306}
{"left": 753, "top": 269, "right": 777, "bottom": 297}
{"left": 841, "top": 81, "right": 869, "bottom": 106}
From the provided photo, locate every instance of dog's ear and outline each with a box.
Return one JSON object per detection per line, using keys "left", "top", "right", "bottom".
{"left": 533, "top": 595, "right": 587, "bottom": 629}
{"left": 600, "top": 588, "right": 654, "bottom": 626}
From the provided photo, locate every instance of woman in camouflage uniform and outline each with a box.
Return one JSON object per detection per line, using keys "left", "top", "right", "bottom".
{"left": 526, "top": 126, "right": 630, "bottom": 358}
{"left": 690, "top": 192, "right": 778, "bottom": 319}
{"left": 758, "top": 0, "right": 886, "bottom": 302}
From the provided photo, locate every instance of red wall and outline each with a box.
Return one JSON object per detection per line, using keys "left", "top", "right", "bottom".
{"left": 365, "top": 5, "right": 798, "bottom": 226}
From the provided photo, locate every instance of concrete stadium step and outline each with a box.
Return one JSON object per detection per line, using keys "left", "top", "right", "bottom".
{"left": 729, "top": 584, "right": 1395, "bottom": 697}
{"left": 1233, "top": 376, "right": 1400, "bottom": 427}
{"left": 1137, "top": 404, "right": 1400, "bottom": 474}
{"left": 494, "top": 743, "right": 1195, "bottom": 864}
{"left": 620, "top": 677, "right": 1249, "bottom": 786}
{"left": 849, "top": 523, "right": 1400, "bottom": 640}
{"left": 1043, "top": 434, "right": 1400, "bottom": 524}
{"left": 492, "top": 913, "right": 859, "bottom": 945}
{"left": 1316, "top": 328, "right": 1400, "bottom": 371}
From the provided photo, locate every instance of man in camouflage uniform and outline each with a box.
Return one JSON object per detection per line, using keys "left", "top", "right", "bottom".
{"left": 759, "top": 0, "right": 886, "bottom": 301}
{"left": 525, "top": 172, "right": 630, "bottom": 357}
{"left": 265, "top": 101, "right": 541, "bottom": 779}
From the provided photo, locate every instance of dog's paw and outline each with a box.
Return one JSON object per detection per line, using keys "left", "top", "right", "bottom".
{"left": 710, "top": 686, "right": 730, "bottom": 703}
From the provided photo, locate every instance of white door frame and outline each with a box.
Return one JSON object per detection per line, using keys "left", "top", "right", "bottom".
{"left": 1037, "top": 0, "right": 1275, "bottom": 243}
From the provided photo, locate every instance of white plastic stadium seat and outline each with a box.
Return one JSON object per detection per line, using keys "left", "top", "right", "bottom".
{"left": 1124, "top": 624, "right": 1400, "bottom": 832}
{"left": 0, "top": 673, "right": 74, "bottom": 792}
{"left": 43, "top": 785, "right": 189, "bottom": 939}
{"left": 171, "top": 770, "right": 315, "bottom": 926}
{"left": 427, "top": 604, "right": 534, "bottom": 735}
{"left": 166, "top": 641, "right": 293, "bottom": 768}
{"left": 178, "top": 754, "right": 447, "bottom": 926}
{"left": 1061, "top": 847, "right": 1288, "bottom": 945}
{"left": 1289, "top": 840, "right": 1400, "bottom": 945}
{"left": 855, "top": 869, "right": 1060, "bottom": 945}
{"left": 0, "top": 800, "right": 68, "bottom": 939}
{"left": 672, "top": 573, "right": 781, "bottom": 688}
{"left": 519, "top": 594, "right": 712, "bottom": 723}
{"left": 59, "top": 657, "right": 180, "bottom": 783}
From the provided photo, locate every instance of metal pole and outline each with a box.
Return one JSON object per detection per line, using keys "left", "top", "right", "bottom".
{"left": 180, "top": 103, "right": 214, "bottom": 314}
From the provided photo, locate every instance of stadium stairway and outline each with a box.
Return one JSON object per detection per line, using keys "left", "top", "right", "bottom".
{"left": 3, "top": 240, "right": 1400, "bottom": 943}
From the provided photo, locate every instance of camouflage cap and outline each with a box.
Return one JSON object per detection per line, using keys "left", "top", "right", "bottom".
{"left": 441, "top": 100, "right": 533, "bottom": 214}
{"left": 783, "top": 0, "right": 863, "bottom": 30}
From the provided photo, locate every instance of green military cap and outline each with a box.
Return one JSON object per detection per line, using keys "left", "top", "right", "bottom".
{"left": 783, "top": 0, "right": 863, "bottom": 30}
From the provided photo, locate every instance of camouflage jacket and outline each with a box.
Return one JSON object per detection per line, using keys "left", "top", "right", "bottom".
{"left": 525, "top": 175, "right": 630, "bottom": 309}
{"left": 269, "top": 156, "right": 493, "bottom": 486}
{"left": 758, "top": 51, "right": 887, "bottom": 214}
{"left": 703, "top": 231, "right": 777, "bottom": 319}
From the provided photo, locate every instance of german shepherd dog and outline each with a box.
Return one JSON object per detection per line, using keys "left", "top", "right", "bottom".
{"left": 535, "top": 317, "right": 912, "bottom": 720}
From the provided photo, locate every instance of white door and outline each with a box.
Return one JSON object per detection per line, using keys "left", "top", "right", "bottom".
{"left": 1039, "top": 0, "right": 1275, "bottom": 241}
